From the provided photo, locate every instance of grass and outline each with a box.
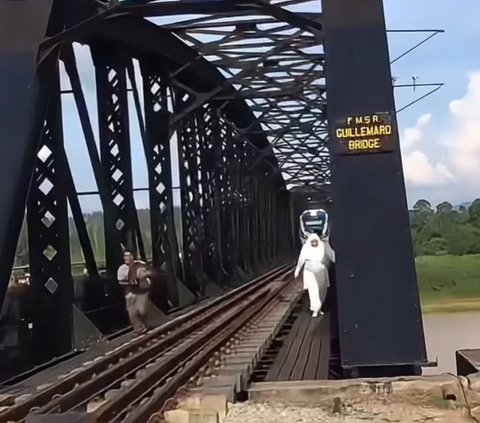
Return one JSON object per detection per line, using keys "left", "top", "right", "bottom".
{"left": 416, "top": 254, "right": 480, "bottom": 313}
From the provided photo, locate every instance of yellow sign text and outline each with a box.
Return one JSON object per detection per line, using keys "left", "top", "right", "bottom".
{"left": 336, "top": 113, "right": 393, "bottom": 152}
{"left": 348, "top": 138, "right": 381, "bottom": 151}
{"left": 336, "top": 124, "right": 392, "bottom": 140}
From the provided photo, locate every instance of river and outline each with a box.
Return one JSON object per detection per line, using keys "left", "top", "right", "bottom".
{"left": 422, "top": 311, "right": 480, "bottom": 375}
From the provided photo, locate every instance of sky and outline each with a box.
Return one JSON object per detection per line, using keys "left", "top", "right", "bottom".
{"left": 60, "top": 0, "right": 480, "bottom": 211}
{"left": 382, "top": 0, "right": 480, "bottom": 207}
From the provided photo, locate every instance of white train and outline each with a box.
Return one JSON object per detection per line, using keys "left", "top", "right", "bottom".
{"left": 299, "top": 209, "right": 329, "bottom": 244}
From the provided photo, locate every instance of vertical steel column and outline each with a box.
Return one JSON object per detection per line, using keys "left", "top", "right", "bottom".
{"left": 269, "top": 176, "right": 277, "bottom": 260}
{"left": 218, "top": 128, "right": 233, "bottom": 277}
{"left": 251, "top": 166, "right": 263, "bottom": 268}
{"left": 283, "top": 190, "right": 294, "bottom": 255}
{"left": 182, "top": 111, "right": 204, "bottom": 293}
{"left": 174, "top": 93, "right": 209, "bottom": 295}
{"left": 269, "top": 180, "right": 279, "bottom": 259}
{"left": 92, "top": 49, "right": 143, "bottom": 274}
{"left": 228, "top": 131, "right": 246, "bottom": 277}
{"left": 197, "top": 108, "right": 221, "bottom": 285}
{"left": 141, "top": 64, "right": 184, "bottom": 308}
{"left": 322, "top": 0, "right": 427, "bottom": 376}
{"left": 246, "top": 147, "right": 260, "bottom": 271}
{"left": 276, "top": 189, "right": 286, "bottom": 256}
{"left": 192, "top": 108, "right": 218, "bottom": 287}
{"left": 27, "top": 67, "right": 73, "bottom": 357}
{"left": 257, "top": 166, "right": 268, "bottom": 266}
{"left": 211, "top": 113, "right": 230, "bottom": 284}
{"left": 268, "top": 178, "right": 274, "bottom": 262}
{"left": 0, "top": 0, "right": 54, "bottom": 310}
{"left": 223, "top": 125, "right": 241, "bottom": 279}
{"left": 237, "top": 140, "right": 252, "bottom": 274}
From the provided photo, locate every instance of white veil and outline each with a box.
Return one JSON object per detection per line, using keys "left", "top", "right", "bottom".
{"left": 294, "top": 233, "right": 325, "bottom": 278}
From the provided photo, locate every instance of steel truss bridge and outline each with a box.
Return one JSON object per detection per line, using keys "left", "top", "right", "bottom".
{"left": 0, "top": 0, "right": 427, "bottom": 380}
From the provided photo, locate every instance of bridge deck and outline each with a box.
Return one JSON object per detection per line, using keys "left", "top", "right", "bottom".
{"left": 0, "top": 300, "right": 203, "bottom": 394}
{"left": 265, "top": 305, "right": 330, "bottom": 381}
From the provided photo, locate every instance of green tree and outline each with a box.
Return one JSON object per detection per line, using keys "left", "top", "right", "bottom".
{"left": 469, "top": 199, "right": 480, "bottom": 227}
{"left": 414, "top": 199, "right": 433, "bottom": 211}
{"left": 436, "top": 201, "right": 453, "bottom": 213}
{"left": 411, "top": 199, "right": 433, "bottom": 230}
{"left": 410, "top": 199, "right": 480, "bottom": 257}
{"left": 457, "top": 205, "right": 469, "bottom": 224}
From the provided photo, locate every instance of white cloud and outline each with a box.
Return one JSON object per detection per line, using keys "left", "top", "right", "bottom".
{"left": 402, "top": 113, "right": 432, "bottom": 150}
{"left": 401, "top": 114, "right": 454, "bottom": 187}
{"left": 403, "top": 150, "right": 454, "bottom": 186}
{"left": 445, "top": 72, "right": 480, "bottom": 186}
{"left": 401, "top": 71, "right": 480, "bottom": 197}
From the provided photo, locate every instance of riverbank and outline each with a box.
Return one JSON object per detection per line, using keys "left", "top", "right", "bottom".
{"left": 416, "top": 254, "right": 480, "bottom": 313}
{"left": 422, "top": 298, "right": 480, "bottom": 313}
{"left": 174, "top": 375, "right": 478, "bottom": 423}
{"left": 239, "top": 375, "right": 478, "bottom": 423}
{"left": 224, "top": 401, "right": 469, "bottom": 423}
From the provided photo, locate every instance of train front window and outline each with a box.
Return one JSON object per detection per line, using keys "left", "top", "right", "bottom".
{"left": 304, "top": 219, "right": 325, "bottom": 234}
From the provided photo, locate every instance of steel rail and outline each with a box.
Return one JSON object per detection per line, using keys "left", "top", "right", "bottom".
{"left": 121, "top": 273, "right": 297, "bottom": 423}
{"left": 34, "top": 280, "right": 275, "bottom": 414}
{"left": 71, "top": 266, "right": 294, "bottom": 422}
{"left": 0, "top": 261, "right": 293, "bottom": 422}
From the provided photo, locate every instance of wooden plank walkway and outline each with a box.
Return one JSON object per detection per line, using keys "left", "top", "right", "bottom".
{"left": 265, "top": 307, "right": 330, "bottom": 381}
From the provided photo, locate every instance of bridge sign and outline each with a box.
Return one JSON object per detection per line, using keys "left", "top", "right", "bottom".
{"left": 333, "top": 112, "right": 396, "bottom": 155}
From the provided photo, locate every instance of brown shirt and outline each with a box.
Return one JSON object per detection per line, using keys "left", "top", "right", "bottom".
{"left": 117, "top": 262, "right": 151, "bottom": 295}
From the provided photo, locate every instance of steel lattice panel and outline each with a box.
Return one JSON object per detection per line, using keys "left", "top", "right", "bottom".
{"left": 157, "top": 0, "right": 330, "bottom": 193}
{"left": 0, "top": 0, "right": 302, "bottom": 361}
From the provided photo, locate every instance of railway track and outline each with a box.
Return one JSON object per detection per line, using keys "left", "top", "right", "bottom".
{"left": 0, "top": 262, "right": 295, "bottom": 423}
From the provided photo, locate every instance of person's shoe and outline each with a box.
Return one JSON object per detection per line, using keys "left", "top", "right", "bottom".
{"left": 312, "top": 311, "right": 318, "bottom": 318}
{"left": 133, "top": 325, "right": 147, "bottom": 335}
{"left": 319, "top": 311, "right": 325, "bottom": 316}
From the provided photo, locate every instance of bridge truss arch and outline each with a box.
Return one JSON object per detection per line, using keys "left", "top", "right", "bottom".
{"left": 0, "top": 0, "right": 430, "bottom": 380}
{"left": 0, "top": 0, "right": 328, "bottom": 357}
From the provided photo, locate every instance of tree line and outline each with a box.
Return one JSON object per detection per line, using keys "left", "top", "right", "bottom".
{"left": 410, "top": 199, "right": 480, "bottom": 256}
{"left": 13, "top": 199, "right": 480, "bottom": 269}
{"left": 14, "top": 209, "right": 183, "bottom": 269}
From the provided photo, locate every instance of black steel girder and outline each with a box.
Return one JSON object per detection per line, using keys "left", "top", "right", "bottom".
{"left": 0, "top": 0, "right": 296, "bottom": 364}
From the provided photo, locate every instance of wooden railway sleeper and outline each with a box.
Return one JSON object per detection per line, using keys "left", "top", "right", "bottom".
{"left": 116, "top": 276, "right": 297, "bottom": 423}
{"left": 0, "top": 264, "right": 292, "bottom": 423}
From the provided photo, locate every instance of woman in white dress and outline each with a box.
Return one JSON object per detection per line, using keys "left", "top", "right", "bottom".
{"left": 294, "top": 233, "right": 335, "bottom": 317}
